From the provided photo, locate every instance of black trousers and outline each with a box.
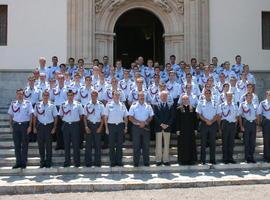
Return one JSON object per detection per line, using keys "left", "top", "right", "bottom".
{"left": 85, "top": 122, "right": 101, "bottom": 166}
{"left": 36, "top": 122, "right": 53, "bottom": 165}
{"left": 132, "top": 124, "right": 150, "bottom": 166}
{"left": 79, "top": 120, "right": 85, "bottom": 148}
{"left": 12, "top": 122, "right": 29, "bottom": 166}
{"left": 56, "top": 106, "right": 64, "bottom": 149}
{"left": 108, "top": 123, "right": 124, "bottom": 165}
{"left": 62, "top": 122, "right": 80, "bottom": 166}
{"left": 221, "top": 120, "right": 236, "bottom": 161}
{"left": 262, "top": 118, "right": 270, "bottom": 160}
{"left": 243, "top": 119, "right": 256, "bottom": 161}
{"left": 200, "top": 121, "right": 217, "bottom": 162}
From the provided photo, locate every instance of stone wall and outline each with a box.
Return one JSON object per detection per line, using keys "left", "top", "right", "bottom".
{"left": 0, "top": 71, "right": 32, "bottom": 106}
{"left": 253, "top": 71, "right": 270, "bottom": 101}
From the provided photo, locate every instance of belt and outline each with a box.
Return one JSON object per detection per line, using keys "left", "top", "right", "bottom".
{"left": 64, "top": 121, "right": 80, "bottom": 125}
{"left": 38, "top": 121, "right": 54, "bottom": 126}
{"left": 222, "top": 120, "right": 236, "bottom": 124}
{"left": 13, "top": 121, "right": 29, "bottom": 125}
{"left": 108, "top": 122, "right": 124, "bottom": 125}
{"left": 244, "top": 119, "right": 256, "bottom": 123}
{"left": 87, "top": 120, "right": 101, "bottom": 125}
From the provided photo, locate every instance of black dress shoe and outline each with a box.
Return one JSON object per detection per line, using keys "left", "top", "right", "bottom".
{"left": 21, "top": 165, "right": 26, "bottom": 169}
{"left": 55, "top": 146, "right": 64, "bottom": 150}
{"left": 110, "top": 163, "right": 116, "bottom": 167}
{"left": 201, "top": 161, "right": 206, "bottom": 165}
{"left": 74, "top": 164, "right": 80, "bottom": 168}
{"left": 117, "top": 163, "right": 123, "bottom": 167}
{"left": 94, "top": 163, "right": 101, "bottom": 167}
{"left": 12, "top": 164, "right": 21, "bottom": 169}
{"left": 63, "top": 163, "right": 70, "bottom": 167}
{"left": 229, "top": 160, "right": 236, "bottom": 164}
{"left": 156, "top": 162, "right": 162, "bottom": 166}
{"left": 45, "top": 164, "right": 51, "bottom": 168}
{"left": 163, "top": 162, "right": 170, "bottom": 166}
{"left": 223, "top": 160, "right": 229, "bottom": 164}
{"left": 144, "top": 163, "right": 150, "bottom": 167}
{"left": 39, "top": 163, "right": 46, "bottom": 168}
{"left": 210, "top": 160, "right": 216, "bottom": 165}
{"left": 250, "top": 159, "right": 256, "bottom": 163}
{"left": 85, "top": 164, "right": 92, "bottom": 167}
{"left": 133, "top": 164, "right": 139, "bottom": 167}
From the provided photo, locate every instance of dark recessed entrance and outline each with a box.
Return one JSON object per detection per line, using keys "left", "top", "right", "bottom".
{"left": 114, "top": 9, "right": 165, "bottom": 67}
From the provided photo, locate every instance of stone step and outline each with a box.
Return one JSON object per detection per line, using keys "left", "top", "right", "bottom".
{"left": 1, "top": 162, "right": 270, "bottom": 176}
{"left": 0, "top": 121, "right": 8, "bottom": 126}
{"left": 0, "top": 145, "right": 265, "bottom": 157}
{"left": 0, "top": 153, "right": 264, "bottom": 167}
{"left": 0, "top": 114, "right": 8, "bottom": 120}
{"left": 1, "top": 167, "right": 270, "bottom": 194}
{"left": 0, "top": 138, "right": 265, "bottom": 148}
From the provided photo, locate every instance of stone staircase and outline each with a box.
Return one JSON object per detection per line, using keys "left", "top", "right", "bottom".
{"left": 1, "top": 105, "right": 270, "bottom": 194}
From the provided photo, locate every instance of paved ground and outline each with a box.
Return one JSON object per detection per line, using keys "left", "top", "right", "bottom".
{"left": 0, "top": 184, "right": 270, "bottom": 200}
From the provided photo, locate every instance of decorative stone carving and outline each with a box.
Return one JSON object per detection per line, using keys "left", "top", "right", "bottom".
{"left": 153, "top": 0, "right": 172, "bottom": 13}
{"left": 95, "top": 0, "right": 105, "bottom": 13}
{"left": 98, "top": 0, "right": 172, "bottom": 13}
{"left": 175, "top": 0, "right": 184, "bottom": 14}
{"left": 109, "top": 0, "right": 127, "bottom": 11}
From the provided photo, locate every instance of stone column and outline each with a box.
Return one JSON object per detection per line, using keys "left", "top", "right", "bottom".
{"left": 95, "top": 32, "right": 115, "bottom": 62}
{"left": 164, "top": 34, "right": 185, "bottom": 62}
{"left": 184, "top": 0, "right": 209, "bottom": 63}
{"left": 67, "top": 0, "right": 95, "bottom": 63}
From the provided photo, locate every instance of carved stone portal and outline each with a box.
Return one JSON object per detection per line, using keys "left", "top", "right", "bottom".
{"left": 68, "top": 0, "right": 209, "bottom": 65}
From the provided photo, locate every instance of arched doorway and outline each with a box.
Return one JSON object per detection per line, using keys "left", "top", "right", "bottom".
{"left": 114, "top": 9, "right": 165, "bottom": 67}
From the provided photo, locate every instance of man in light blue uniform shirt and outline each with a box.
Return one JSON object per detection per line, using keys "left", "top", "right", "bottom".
{"left": 47, "top": 56, "right": 60, "bottom": 80}
{"left": 38, "top": 57, "right": 49, "bottom": 81}
{"left": 33, "top": 90, "right": 58, "bottom": 168}
{"left": 66, "top": 57, "right": 78, "bottom": 78}
{"left": 83, "top": 90, "right": 105, "bottom": 167}
{"left": 51, "top": 75, "right": 67, "bottom": 150}
{"left": 104, "top": 90, "right": 128, "bottom": 167}
{"left": 217, "top": 92, "right": 239, "bottom": 164}
{"left": 258, "top": 90, "right": 270, "bottom": 162}
{"left": 59, "top": 90, "right": 84, "bottom": 167}
{"left": 102, "top": 56, "right": 111, "bottom": 78}
{"left": 8, "top": 88, "right": 34, "bottom": 169}
{"left": 128, "top": 91, "right": 154, "bottom": 167}
{"left": 239, "top": 93, "right": 259, "bottom": 163}
{"left": 196, "top": 89, "right": 218, "bottom": 164}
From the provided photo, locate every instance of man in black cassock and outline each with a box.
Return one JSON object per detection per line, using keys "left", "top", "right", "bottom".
{"left": 176, "top": 95, "right": 197, "bottom": 165}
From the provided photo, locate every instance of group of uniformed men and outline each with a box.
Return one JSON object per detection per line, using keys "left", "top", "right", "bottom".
{"left": 8, "top": 54, "right": 270, "bottom": 168}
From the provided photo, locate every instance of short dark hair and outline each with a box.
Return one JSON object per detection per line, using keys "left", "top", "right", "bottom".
{"left": 78, "top": 58, "right": 84, "bottom": 63}
{"left": 68, "top": 57, "right": 75, "bottom": 62}
{"left": 16, "top": 88, "right": 24, "bottom": 93}
{"left": 235, "top": 55, "right": 241, "bottom": 59}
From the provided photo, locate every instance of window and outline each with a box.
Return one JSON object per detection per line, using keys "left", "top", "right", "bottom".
{"left": 0, "top": 5, "right": 8, "bottom": 46}
{"left": 262, "top": 12, "right": 270, "bottom": 50}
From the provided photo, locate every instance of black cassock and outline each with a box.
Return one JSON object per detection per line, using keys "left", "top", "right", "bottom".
{"left": 176, "top": 105, "right": 197, "bottom": 165}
